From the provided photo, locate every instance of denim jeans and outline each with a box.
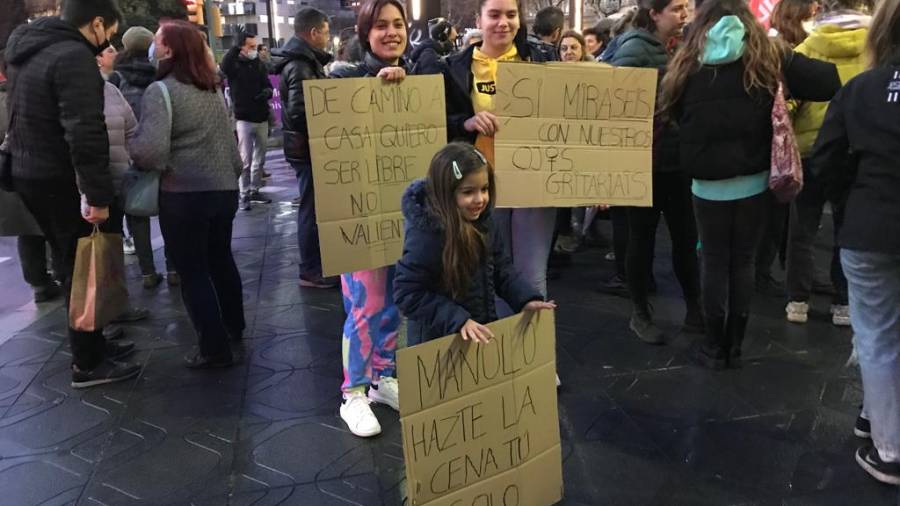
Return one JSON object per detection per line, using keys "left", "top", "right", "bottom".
{"left": 841, "top": 249, "right": 900, "bottom": 463}
{"left": 786, "top": 161, "right": 848, "bottom": 304}
{"left": 292, "top": 160, "right": 322, "bottom": 279}
{"left": 493, "top": 207, "right": 556, "bottom": 298}
{"left": 159, "top": 190, "right": 245, "bottom": 358}
{"left": 237, "top": 120, "right": 268, "bottom": 197}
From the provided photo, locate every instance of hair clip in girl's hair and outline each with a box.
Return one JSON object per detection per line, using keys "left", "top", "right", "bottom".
{"left": 452, "top": 161, "right": 463, "bottom": 180}
{"left": 473, "top": 147, "right": 488, "bottom": 165}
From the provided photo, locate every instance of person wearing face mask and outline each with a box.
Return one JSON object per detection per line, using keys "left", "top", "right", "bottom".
{"left": 328, "top": 0, "right": 411, "bottom": 439}
{"left": 4, "top": 0, "right": 142, "bottom": 389}
{"left": 130, "top": 20, "right": 245, "bottom": 370}
{"left": 220, "top": 31, "right": 274, "bottom": 211}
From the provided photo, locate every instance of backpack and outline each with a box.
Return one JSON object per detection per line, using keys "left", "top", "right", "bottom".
{"left": 113, "top": 71, "right": 147, "bottom": 121}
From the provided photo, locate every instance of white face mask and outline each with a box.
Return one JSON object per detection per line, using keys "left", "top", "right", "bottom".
{"left": 246, "top": 50, "right": 259, "bottom": 60}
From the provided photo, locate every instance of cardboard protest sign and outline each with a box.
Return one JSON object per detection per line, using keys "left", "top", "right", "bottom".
{"left": 398, "top": 311, "right": 563, "bottom": 506}
{"left": 304, "top": 75, "right": 446, "bottom": 276}
{"left": 493, "top": 62, "right": 657, "bottom": 208}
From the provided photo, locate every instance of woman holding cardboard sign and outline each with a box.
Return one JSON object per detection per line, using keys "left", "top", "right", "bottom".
{"left": 329, "top": 0, "right": 412, "bottom": 439}
{"left": 417, "top": 0, "right": 558, "bottom": 359}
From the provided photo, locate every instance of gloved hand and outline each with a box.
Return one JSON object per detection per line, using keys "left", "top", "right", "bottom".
{"left": 254, "top": 89, "right": 273, "bottom": 101}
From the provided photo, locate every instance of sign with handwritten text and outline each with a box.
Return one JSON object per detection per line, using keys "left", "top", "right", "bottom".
{"left": 493, "top": 62, "right": 657, "bottom": 208}
{"left": 398, "top": 312, "right": 563, "bottom": 506}
{"left": 304, "top": 75, "right": 446, "bottom": 276}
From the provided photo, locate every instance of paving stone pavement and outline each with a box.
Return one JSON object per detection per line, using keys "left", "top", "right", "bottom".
{"left": 0, "top": 151, "right": 896, "bottom": 505}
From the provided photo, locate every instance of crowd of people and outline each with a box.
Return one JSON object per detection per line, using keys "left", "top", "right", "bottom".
{"left": 0, "top": 0, "right": 897, "bottom": 488}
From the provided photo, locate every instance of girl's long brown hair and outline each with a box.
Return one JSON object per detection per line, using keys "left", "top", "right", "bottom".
{"left": 426, "top": 143, "right": 496, "bottom": 299}
{"left": 866, "top": 0, "right": 900, "bottom": 67}
{"left": 659, "top": 0, "right": 783, "bottom": 118}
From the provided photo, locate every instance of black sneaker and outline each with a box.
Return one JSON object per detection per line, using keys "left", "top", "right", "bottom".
{"left": 630, "top": 312, "right": 665, "bottom": 345}
{"left": 249, "top": 191, "right": 272, "bottom": 204}
{"left": 240, "top": 195, "right": 252, "bottom": 211}
{"left": 106, "top": 340, "right": 135, "bottom": 361}
{"left": 596, "top": 273, "right": 629, "bottom": 297}
{"left": 690, "top": 340, "right": 727, "bottom": 370}
{"left": 299, "top": 274, "right": 339, "bottom": 289}
{"left": 33, "top": 283, "right": 61, "bottom": 303}
{"left": 71, "top": 360, "right": 141, "bottom": 389}
{"left": 855, "top": 415, "right": 872, "bottom": 439}
{"left": 112, "top": 307, "right": 149, "bottom": 323}
{"left": 855, "top": 445, "right": 900, "bottom": 486}
{"left": 290, "top": 196, "right": 301, "bottom": 208}
{"left": 102, "top": 325, "right": 125, "bottom": 341}
{"left": 184, "top": 349, "right": 234, "bottom": 369}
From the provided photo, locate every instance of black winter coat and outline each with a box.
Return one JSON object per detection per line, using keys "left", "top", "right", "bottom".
{"left": 674, "top": 51, "right": 840, "bottom": 181}
{"left": 395, "top": 179, "right": 542, "bottom": 345}
{"left": 5, "top": 17, "right": 113, "bottom": 206}
{"left": 221, "top": 46, "right": 272, "bottom": 123}
{"left": 415, "top": 40, "right": 551, "bottom": 144}
{"left": 273, "top": 36, "right": 332, "bottom": 165}
{"left": 329, "top": 51, "right": 409, "bottom": 79}
{"left": 811, "top": 65, "right": 900, "bottom": 255}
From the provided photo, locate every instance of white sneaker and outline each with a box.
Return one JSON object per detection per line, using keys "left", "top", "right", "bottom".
{"left": 123, "top": 237, "right": 136, "bottom": 255}
{"left": 368, "top": 376, "right": 399, "bottom": 411}
{"left": 831, "top": 304, "right": 851, "bottom": 327}
{"left": 786, "top": 301, "right": 809, "bottom": 324}
{"left": 340, "top": 392, "right": 381, "bottom": 438}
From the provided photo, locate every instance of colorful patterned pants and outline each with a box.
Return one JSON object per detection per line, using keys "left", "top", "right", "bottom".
{"left": 341, "top": 265, "right": 400, "bottom": 393}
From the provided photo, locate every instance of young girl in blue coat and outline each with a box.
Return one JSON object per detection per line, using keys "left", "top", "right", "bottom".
{"left": 395, "top": 143, "right": 556, "bottom": 346}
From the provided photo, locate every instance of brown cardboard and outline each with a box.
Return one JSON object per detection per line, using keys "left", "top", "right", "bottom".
{"left": 493, "top": 62, "right": 657, "bottom": 208}
{"left": 398, "top": 311, "right": 562, "bottom": 506}
{"left": 303, "top": 75, "right": 447, "bottom": 276}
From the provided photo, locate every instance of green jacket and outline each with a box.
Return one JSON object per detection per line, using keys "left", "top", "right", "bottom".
{"left": 606, "top": 29, "right": 668, "bottom": 69}
{"left": 793, "top": 22, "right": 868, "bottom": 156}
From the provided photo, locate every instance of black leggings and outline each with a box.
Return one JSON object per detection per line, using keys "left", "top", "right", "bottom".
{"left": 694, "top": 192, "right": 770, "bottom": 321}
{"left": 626, "top": 172, "right": 699, "bottom": 308}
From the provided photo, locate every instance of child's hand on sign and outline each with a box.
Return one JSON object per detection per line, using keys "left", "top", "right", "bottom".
{"left": 377, "top": 66, "right": 406, "bottom": 82}
{"left": 464, "top": 111, "right": 499, "bottom": 137}
{"left": 460, "top": 318, "right": 494, "bottom": 344}
{"left": 524, "top": 300, "right": 557, "bottom": 313}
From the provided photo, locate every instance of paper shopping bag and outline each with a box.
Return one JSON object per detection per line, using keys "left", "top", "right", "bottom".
{"left": 69, "top": 226, "right": 129, "bottom": 331}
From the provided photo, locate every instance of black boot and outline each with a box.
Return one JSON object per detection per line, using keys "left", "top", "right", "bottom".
{"left": 726, "top": 313, "right": 749, "bottom": 368}
{"left": 630, "top": 304, "right": 665, "bottom": 345}
{"left": 683, "top": 298, "right": 705, "bottom": 334}
{"left": 691, "top": 316, "right": 727, "bottom": 370}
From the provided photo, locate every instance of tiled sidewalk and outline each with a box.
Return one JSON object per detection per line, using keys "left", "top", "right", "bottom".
{"left": 0, "top": 152, "right": 895, "bottom": 505}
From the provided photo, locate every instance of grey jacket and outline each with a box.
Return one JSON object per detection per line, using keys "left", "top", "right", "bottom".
{"left": 103, "top": 82, "right": 137, "bottom": 195}
{"left": 129, "top": 77, "right": 242, "bottom": 193}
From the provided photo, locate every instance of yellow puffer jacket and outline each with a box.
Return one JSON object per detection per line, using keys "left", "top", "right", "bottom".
{"left": 792, "top": 23, "right": 868, "bottom": 156}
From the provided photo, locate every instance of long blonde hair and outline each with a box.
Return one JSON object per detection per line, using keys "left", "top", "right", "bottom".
{"left": 659, "top": 0, "right": 784, "bottom": 117}
{"left": 866, "top": 0, "right": 900, "bottom": 68}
